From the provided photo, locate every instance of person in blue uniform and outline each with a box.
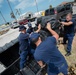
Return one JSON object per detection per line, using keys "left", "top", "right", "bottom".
{"left": 18, "top": 24, "right": 41, "bottom": 70}
{"left": 18, "top": 25, "right": 30, "bottom": 70}
{"left": 27, "top": 21, "right": 33, "bottom": 34}
{"left": 30, "top": 23, "right": 68, "bottom": 75}
{"left": 61, "top": 13, "right": 75, "bottom": 56}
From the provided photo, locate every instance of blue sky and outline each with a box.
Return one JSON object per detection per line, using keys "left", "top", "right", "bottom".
{"left": 0, "top": 0, "right": 74, "bottom": 25}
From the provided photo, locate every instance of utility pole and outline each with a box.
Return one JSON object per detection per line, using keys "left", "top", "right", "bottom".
{"left": 34, "top": 0, "right": 39, "bottom": 14}
{"left": 0, "top": 11, "right": 7, "bottom": 23}
{"left": 7, "top": 0, "right": 16, "bottom": 20}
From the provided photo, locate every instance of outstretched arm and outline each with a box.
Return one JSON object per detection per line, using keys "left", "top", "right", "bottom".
{"left": 61, "top": 21, "right": 73, "bottom": 26}
{"left": 46, "top": 23, "right": 59, "bottom": 41}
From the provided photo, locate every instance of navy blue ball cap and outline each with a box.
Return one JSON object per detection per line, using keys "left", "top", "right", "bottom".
{"left": 19, "top": 25, "right": 26, "bottom": 31}
{"left": 30, "top": 32, "right": 40, "bottom": 42}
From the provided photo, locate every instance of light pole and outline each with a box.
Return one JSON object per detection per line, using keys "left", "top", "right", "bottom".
{"left": 0, "top": 11, "right": 7, "bottom": 23}
{"left": 34, "top": 0, "right": 39, "bottom": 14}
{"left": 7, "top": 0, "right": 16, "bottom": 20}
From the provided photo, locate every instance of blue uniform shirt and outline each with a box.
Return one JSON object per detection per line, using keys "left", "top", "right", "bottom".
{"left": 18, "top": 33, "right": 29, "bottom": 51}
{"left": 27, "top": 28, "right": 33, "bottom": 34}
{"left": 64, "top": 19, "right": 76, "bottom": 34}
{"left": 34, "top": 37, "right": 68, "bottom": 68}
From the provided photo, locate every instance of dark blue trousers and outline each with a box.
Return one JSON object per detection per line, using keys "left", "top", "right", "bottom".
{"left": 19, "top": 50, "right": 28, "bottom": 69}
{"left": 19, "top": 47, "right": 35, "bottom": 69}
{"left": 63, "top": 33, "right": 74, "bottom": 52}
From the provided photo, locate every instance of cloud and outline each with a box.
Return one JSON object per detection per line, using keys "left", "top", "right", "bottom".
{"left": 15, "top": 0, "right": 44, "bottom": 10}
{"left": 0, "top": 0, "right": 45, "bottom": 10}
{"left": 64, "top": 0, "right": 74, "bottom": 2}
{"left": 0, "top": 0, "right": 3, "bottom": 3}
{"left": 49, "top": 0, "right": 74, "bottom": 2}
{"left": 33, "top": 0, "right": 44, "bottom": 6}
{"left": 15, "top": 0, "right": 30, "bottom": 10}
{"left": 49, "top": 0, "right": 56, "bottom": 2}
{"left": 0, "top": 0, "right": 3, "bottom": 7}
{"left": 9, "top": 0, "right": 16, "bottom": 2}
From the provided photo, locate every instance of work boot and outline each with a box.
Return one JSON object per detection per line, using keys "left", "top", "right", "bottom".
{"left": 65, "top": 52, "right": 71, "bottom": 56}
